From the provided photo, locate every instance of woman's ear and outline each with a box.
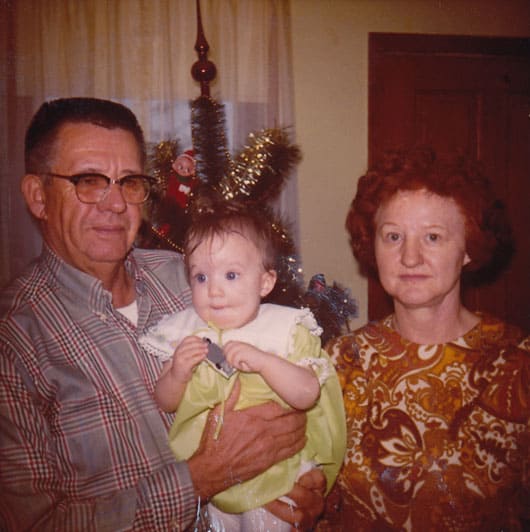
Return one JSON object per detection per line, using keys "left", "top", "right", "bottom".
{"left": 21, "top": 174, "right": 47, "bottom": 220}
{"left": 260, "top": 269, "right": 277, "bottom": 298}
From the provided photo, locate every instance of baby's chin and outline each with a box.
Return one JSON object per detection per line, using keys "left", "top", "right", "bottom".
{"left": 207, "top": 319, "right": 246, "bottom": 330}
{"left": 201, "top": 313, "right": 250, "bottom": 331}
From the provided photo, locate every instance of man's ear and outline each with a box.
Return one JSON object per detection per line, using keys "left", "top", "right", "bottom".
{"left": 21, "top": 174, "right": 47, "bottom": 220}
{"left": 260, "top": 269, "right": 277, "bottom": 298}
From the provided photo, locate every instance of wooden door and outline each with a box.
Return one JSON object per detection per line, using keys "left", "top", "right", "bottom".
{"left": 369, "top": 34, "right": 530, "bottom": 332}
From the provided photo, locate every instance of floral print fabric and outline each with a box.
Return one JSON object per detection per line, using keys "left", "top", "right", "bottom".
{"left": 320, "top": 314, "right": 530, "bottom": 531}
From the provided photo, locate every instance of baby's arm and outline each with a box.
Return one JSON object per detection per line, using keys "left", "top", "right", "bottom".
{"left": 154, "top": 336, "right": 208, "bottom": 412}
{"left": 223, "top": 341, "right": 320, "bottom": 410}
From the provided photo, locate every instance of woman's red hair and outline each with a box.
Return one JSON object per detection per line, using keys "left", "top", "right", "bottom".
{"left": 346, "top": 148, "right": 512, "bottom": 275}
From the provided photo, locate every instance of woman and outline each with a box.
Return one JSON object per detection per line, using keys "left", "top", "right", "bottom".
{"left": 320, "top": 149, "right": 529, "bottom": 531}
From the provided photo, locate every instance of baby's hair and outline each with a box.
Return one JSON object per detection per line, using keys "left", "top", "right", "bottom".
{"left": 184, "top": 198, "right": 277, "bottom": 275}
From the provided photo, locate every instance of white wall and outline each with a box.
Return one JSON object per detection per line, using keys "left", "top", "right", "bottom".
{"left": 290, "top": 0, "right": 530, "bottom": 327}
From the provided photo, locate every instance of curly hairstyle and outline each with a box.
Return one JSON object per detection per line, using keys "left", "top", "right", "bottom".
{"left": 346, "top": 148, "right": 512, "bottom": 274}
{"left": 183, "top": 196, "right": 278, "bottom": 276}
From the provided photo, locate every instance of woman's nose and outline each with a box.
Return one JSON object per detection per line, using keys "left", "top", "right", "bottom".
{"left": 401, "top": 238, "right": 423, "bottom": 267}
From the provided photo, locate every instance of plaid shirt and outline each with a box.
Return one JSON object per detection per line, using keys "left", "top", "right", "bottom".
{"left": 0, "top": 246, "right": 209, "bottom": 531}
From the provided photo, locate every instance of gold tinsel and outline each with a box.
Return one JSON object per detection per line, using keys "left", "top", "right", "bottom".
{"left": 147, "top": 139, "right": 181, "bottom": 194}
{"left": 218, "top": 128, "right": 301, "bottom": 202}
{"left": 190, "top": 96, "right": 300, "bottom": 202}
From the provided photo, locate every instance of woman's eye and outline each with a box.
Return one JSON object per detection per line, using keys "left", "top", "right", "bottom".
{"left": 195, "top": 273, "right": 207, "bottom": 283}
{"left": 226, "top": 271, "right": 239, "bottom": 280}
{"left": 427, "top": 233, "right": 440, "bottom": 242}
{"left": 386, "top": 232, "right": 401, "bottom": 242}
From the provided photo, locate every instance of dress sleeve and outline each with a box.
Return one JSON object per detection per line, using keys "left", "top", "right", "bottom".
{"left": 290, "top": 323, "right": 332, "bottom": 385}
{"left": 325, "top": 333, "right": 364, "bottom": 390}
{"left": 289, "top": 325, "right": 347, "bottom": 493}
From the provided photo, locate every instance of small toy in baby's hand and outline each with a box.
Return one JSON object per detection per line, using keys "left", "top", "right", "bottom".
{"left": 204, "top": 338, "right": 236, "bottom": 378}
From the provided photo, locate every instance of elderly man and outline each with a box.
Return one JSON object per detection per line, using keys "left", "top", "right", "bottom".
{"left": 0, "top": 98, "right": 324, "bottom": 531}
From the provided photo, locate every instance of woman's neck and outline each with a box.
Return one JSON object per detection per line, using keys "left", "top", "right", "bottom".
{"left": 392, "top": 301, "right": 479, "bottom": 345}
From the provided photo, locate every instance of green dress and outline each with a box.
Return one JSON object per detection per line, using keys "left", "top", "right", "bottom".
{"left": 140, "top": 303, "right": 347, "bottom": 513}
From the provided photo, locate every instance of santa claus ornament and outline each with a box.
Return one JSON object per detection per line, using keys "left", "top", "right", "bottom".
{"left": 166, "top": 149, "right": 198, "bottom": 209}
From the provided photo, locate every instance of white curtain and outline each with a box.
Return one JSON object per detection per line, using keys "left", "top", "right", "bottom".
{"left": 0, "top": 0, "right": 298, "bottom": 287}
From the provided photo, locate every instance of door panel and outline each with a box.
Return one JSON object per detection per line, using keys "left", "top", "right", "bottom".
{"left": 369, "top": 34, "right": 530, "bottom": 331}
{"left": 416, "top": 91, "right": 478, "bottom": 153}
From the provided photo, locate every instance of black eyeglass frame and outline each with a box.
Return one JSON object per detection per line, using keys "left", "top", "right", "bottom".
{"left": 42, "top": 172, "right": 155, "bottom": 204}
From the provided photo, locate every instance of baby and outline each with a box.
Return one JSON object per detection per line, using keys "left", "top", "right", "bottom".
{"left": 140, "top": 200, "right": 346, "bottom": 531}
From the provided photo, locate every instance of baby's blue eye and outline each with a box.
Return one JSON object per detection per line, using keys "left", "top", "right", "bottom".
{"left": 226, "top": 271, "right": 238, "bottom": 280}
{"left": 195, "top": 273, "right": 207, "bottom": 283}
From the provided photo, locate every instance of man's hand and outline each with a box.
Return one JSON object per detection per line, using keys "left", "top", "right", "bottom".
{"left": 265, "top": 468, "right": 326, "bottom": 531}
{"left": 187, "top": 379, "right": 307, "bottom": 501}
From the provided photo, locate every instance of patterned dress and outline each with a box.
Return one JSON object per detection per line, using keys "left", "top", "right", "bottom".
{"left": 319, "top": 314, "right": 530, "bottom": 531}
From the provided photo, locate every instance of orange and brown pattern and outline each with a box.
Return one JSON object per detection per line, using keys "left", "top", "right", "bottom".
{"left": 319, "top": 314, "right": 530, "bottom": 531}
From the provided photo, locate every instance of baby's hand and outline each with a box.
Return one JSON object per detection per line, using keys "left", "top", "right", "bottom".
{"left": 169, "top": 336, "right": 208, "bottom": 382}
{"left": 223, "top": 341, "right": 270, "bottom": 373}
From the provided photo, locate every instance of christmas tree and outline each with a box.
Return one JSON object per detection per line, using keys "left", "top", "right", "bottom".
{"left": 138, "top": 95, "right": 356, "bottom": 343}
{"left": 137, "top": 2, "right": 356, "bottom": 342}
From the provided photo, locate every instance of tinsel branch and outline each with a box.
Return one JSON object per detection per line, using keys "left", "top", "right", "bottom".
{"left": 147, "top": 139, "right": 181, "bottom": 193}
{"left": 191, "top": 96, "right": 231, "bottom": 186}
{"left": 301, "top": 274, "right": 358, "bottom": 345}
{"left": 261, "top": 208, "right": 305, "bottom": 306}
{"left": 218, "top": 128, "right": 302, "bottom": 202}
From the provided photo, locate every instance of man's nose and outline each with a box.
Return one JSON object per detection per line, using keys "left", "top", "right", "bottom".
{"left": 97, "top": 182, "right": 127, "bottom": 213}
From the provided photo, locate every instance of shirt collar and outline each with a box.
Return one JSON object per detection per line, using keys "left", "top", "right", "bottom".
{"left": 41, "top": 244, "right": 140, "bottom": 318}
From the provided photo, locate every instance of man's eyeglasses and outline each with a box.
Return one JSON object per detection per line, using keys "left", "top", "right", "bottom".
{"left": 43, "top": 172, "right": 155, "bottom": 204}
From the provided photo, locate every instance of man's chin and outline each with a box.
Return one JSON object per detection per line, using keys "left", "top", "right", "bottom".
{"left": 85, "top": 244, "right": 132, "bottom": 265}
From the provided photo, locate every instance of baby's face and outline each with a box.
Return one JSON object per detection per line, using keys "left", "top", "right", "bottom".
{"left": 188, "top": 232, "right": 276, "bottom": 329}
{"left": 172, "top": 155, "right": 195, "bottom": 177}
